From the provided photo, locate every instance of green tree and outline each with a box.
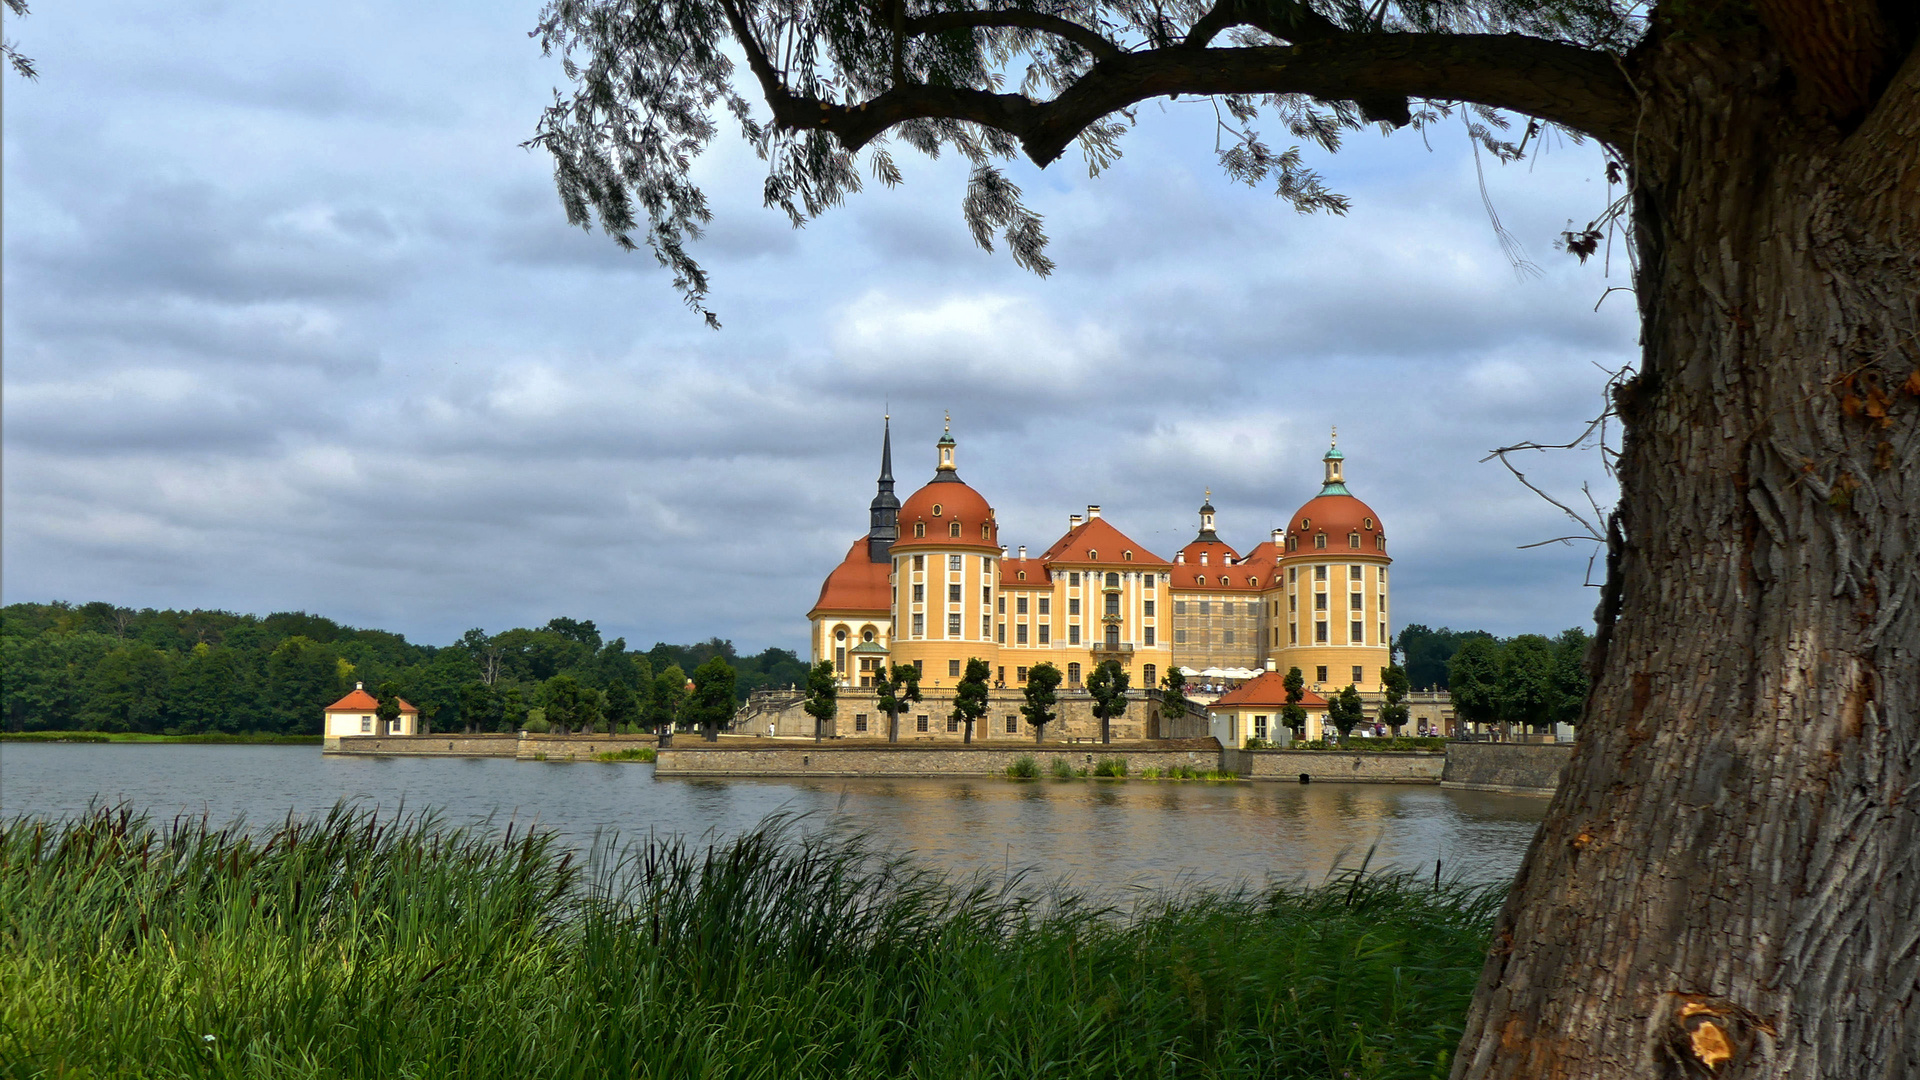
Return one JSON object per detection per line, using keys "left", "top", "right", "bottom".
{"left": 266, "top": 636, "right": 345, "bottom": 734}
{"left": 1327, "top": 684, "right": 1365, "bottom": 745}
{"left": 950, "top": 657, "right": 990, "bottom": 744}
{"left": 1159, "top": 666, "right": 1191, "bottom": 732}
{"left": 1085, "top": 659, "right": 1129, "bottom": 744}
{"left": 538, "top": 674, "right": 587, "bottom": 734}
{"left": 1497, "top": 634, "right": 1558, "bottom": 734}
{"left": 1281, "top": 667, "right": 1307, "bottom": 741}
{"left": 685, "top": 656, "right": 737, "bottom": 741}
{"left": 375, "top": 681, "right": 404, "bottom": 736}
{"left": 79, "top": 646, "right": 174, "bottom": 734}
{"left": 459, "top": 681, "right": 500, "bottom": 734}
{"left": 803, "top": 659, "right": 837, "bottom": 743}
{"left": 166, "top": 644, "right": 240, "bottom": 734}
{"left": 604, "top": 679, "right": 638, "bottom": 733}
{"left": 646, "top": 665, "right": 687, "bottom": 738}
{"left": 1550, "top": 628, "right": 1591, "bottom": 727}
{"left": 1379, "top": 663, "right": 1411, "bottom": 738}
{"left": 873, "top": 662, "right": 921, "bottom": 744}
{"left": 1447, "top": 637, "right": 1503, "bottom": 736}
{"left": 1020, "top": 662, "right": 1063, "bottom": 744}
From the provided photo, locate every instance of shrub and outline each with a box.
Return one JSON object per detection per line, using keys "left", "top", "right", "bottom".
{"left": 1093, "top": 757, "right": 1128, "bottom": 778}
{"left": 1048, "top": 756, "right": 1074, "bottom": 779}
{"left": 1244, "top": 737, "right": 1271, "bottom": 749}
{"left": 1005, "top": 754, "right": 1039, "bottom": 779}
{"left": 523, "top": 717, "right": 551, "bottom": 734}
{"left": 1139, "top": 766, "right": 1162, "bottom": 779}
{"left": 593, "top": 747, "right": 657, "bottom": 763}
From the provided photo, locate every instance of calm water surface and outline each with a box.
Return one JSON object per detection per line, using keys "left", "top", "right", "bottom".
{"left": 1, "top": 744, "right": 1547, "bottom": 891}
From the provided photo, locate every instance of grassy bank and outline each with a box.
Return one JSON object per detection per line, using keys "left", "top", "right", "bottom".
{"left": 0, "top": 806, "right": 1498, "bottom": 1080}
{"left": 0, "top": 730, "right": 322, "bottom": 745}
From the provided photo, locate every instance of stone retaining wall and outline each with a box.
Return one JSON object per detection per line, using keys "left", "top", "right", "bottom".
{"left": 324, "top": 733, "right": 660, "bottom": 761}
{"left": 744, "top": 688, "right": 1209, "bottom": 742}
{"left": 1440, "top": 741, "right": 1571, "bottom": 795}
{"left": 1222, "top": 748, "right": 1446, "bottom": 784}
{"left": 655, "top": 742, "right": 1223, "bottom": 778}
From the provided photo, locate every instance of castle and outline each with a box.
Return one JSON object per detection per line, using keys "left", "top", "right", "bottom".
{"left": 802, "top": 419, "right": 1394, "bottom": 741}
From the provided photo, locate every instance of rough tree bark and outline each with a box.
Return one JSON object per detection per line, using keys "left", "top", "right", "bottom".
{"left": 1452, "top": 25, "right": 1920, "bottom": 1080}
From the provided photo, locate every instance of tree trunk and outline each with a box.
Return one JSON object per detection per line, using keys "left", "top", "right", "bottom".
{"left": 1454, "top": 29, "right": 1920, "bottom": 1080}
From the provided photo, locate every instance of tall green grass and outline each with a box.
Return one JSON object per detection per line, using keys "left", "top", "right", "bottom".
{"left": 0, "top": 731, "right": 323, "bottom": 744}
{"left": 0, "top": 805, "right": 1499, "bottom": 1079}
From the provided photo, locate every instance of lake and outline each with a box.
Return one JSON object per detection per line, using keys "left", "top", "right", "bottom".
{"left": 0, "top": 743, "right": 1547, "bottom": 893}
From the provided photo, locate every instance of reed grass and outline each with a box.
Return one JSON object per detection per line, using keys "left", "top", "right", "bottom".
{"left": 0, "top": 805, "right": 1499, "bottom": 1079}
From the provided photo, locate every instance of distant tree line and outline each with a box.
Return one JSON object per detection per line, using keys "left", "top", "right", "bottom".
{"left": 1, "top": 601, "right": 808, "bottom": 736}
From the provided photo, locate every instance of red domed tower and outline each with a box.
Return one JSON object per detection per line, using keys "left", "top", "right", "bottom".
{"left": 886, "top": 416, "right": 1002, "bottom": 693}
{"left": 1274, "top": 431, "right": 1392, "bottom": 700}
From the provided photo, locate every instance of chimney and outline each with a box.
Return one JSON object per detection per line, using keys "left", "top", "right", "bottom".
{"left": 1070, "top": 514, "right": 1083, "bottom": 529}
{"left": 1086, "top": 505, "right": 1101, "bottom": 520}
{"left": 1199, "top": 552, "right": 1209, "bottom": 565}
{"left": 356, "top": 681, "right": 364, "bottom": 691}
{"left": 1175, "top": 552, "right": 1185, "bottom": 564}
{"left": 1018, "top": 545, "right": 1027, "bottom": 559}
{"left": 1224, "top": 555, "right": 1235, "bottom": 565}
{"left": 1001, "top": 546, "right": 1009, "bottom": 557}
{"left": 1265, "top": 657, "right": 1277, "bottom": 672}
{"left": 1272, "top": 528, "right": 1284, "bottom": 544}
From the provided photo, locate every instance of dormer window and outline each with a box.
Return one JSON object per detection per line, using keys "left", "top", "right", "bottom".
{"left": 949, "top": 522, "right": 962, "bottom": 538}
{"left": 1087, "top": 550, "right": 1098, "bottom": 560}
{"left": 981, "top": 524, "right": 990, "bottom": 539}
{"left": 1123, "top": 550, "right": 1133, "bottom": 561}
{"left": 1349, "top": 532, "right": 1360, "bottom": 549}
{"left": 914, "top": 522, "right": 926, "bottom": 538}
{"left": 1314, "top": 534, "right": 1327, "bottom": 550}
{"left": 1017, "top": 571, "right": 1027, "bottom": 581}
{"left": 1377, "top": 536, "right": 1387, "bottom": 551}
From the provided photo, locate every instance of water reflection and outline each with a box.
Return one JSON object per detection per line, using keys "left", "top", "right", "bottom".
{"left": 1, "top": 744, "right": 1545, "bottom": 892}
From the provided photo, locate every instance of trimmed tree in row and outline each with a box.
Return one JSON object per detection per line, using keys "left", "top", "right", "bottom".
{"left": 1086, "top": 658, "right": 1129, "bottom": 744}
{"left": 803, "top": 659, "right": 836, "bottom": 743}
{"left": 874, "top": 662, "right": 921, "bottom": 743}
{"left": 1021, "top": 662, "right": 1062, "bottom": 744}
{"left": 950, "top": 657, "right": 991, "bottom": 744}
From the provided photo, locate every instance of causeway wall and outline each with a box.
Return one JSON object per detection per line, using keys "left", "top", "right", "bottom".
{"left": 1222, "top": 748, "right": 1446, "bottom": 784}
{"left": 325, "top": 732, "right": 1562, "bottom": 793}
{"left": 1441, "top": 741, "right": 1572, "bottom": 795}
{"left": 651, "top": 740, "right": 1222, "bottom": 778}
{"left": 324, "top": 733, "right": 658, "bottom": 761}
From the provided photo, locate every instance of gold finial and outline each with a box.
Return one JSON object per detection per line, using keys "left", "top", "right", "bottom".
{"left": 1330, "top": 425, "right": 1337, "bottom": 446}
{"left": 944, "top": 410, "right": 951, "bottom": 433}
{"left": 1205, "top": 487, "right": 1211, "bottom": 500}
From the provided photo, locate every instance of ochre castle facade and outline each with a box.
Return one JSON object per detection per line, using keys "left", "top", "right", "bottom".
{"left": 806, "top": 420, "right": 1393, "bottom": 738}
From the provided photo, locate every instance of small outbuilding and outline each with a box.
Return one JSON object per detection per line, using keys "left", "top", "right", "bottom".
{"left": 1210, "top": 671, "right": 1328, "bottom": 745}
{"left": 323, "top": 682, "right": 418, "bottom": 738}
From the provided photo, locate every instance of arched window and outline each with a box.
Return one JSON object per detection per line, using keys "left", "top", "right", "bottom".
{"left": 1196, "top": 576, "right": 1206, "bottom": 585}
{"left": 1087, "top": 549, "right": 1098, "bottom": 560}
{"left": 1105, "top": 572, "right": 1120, "bottom": 588}
{"left": 1123, "top": 550, "right": 1133, "bottom": 561}
{"left": 949, "top": 521, "right": 962, "bottom": 538}
{"left": 914, "top": 522, "right": 926, "bottom": 538}
{"left": 1248, "top": 577, "right": 1258, "bottom": 587}
{"left": 981, "top": 523, "right": 990, "bottom": 539}
{"left": 835, "top": 629, "right": 847, "bottom": 641}
{"left": 1017, "top": 571, "right": 1027, "bottom": 581}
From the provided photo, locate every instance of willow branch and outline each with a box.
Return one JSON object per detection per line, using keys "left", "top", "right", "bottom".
{"left": 768, "top": 33, "right": 1636, "bottom": 163}
{"left": 903, "top": 9, "right": 1123, "bottom": 61}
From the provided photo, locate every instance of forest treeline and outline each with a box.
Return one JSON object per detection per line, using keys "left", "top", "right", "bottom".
{"left": 1397, "top": 623, "right": 1592, "bottom": 731}
{"left": 1, "top": 602, "right": 808, "bottom": 735}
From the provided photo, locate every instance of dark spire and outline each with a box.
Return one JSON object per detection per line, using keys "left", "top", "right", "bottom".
{"left": 867, "top": 415, "right": 900, "bottom": 562}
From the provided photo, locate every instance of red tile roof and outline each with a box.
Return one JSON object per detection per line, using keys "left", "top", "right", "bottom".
{"left": 809, "top": 537, "right": 893, "bottom": 615}
{"left": 1037, "top": 516, "right": 1169, "bottom": 567}
{"left": 997, "top": 558, "right": 1050, "bottom": 586}
{"left": 891, "top": 477, "right": 1000, "bottom": 552}
{"left": 1212, "top": 671, "right": 1328, "bottom": 709}
{"left": 1282, "top": 493, "right": 1386, "bottom": 560}
{"left": 323, "top": 688, "right": 417, "bottom": 713}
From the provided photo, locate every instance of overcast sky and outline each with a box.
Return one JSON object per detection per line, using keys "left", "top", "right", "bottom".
{"left": 2, "top": 0, "right": 1638, "bottom": 654}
